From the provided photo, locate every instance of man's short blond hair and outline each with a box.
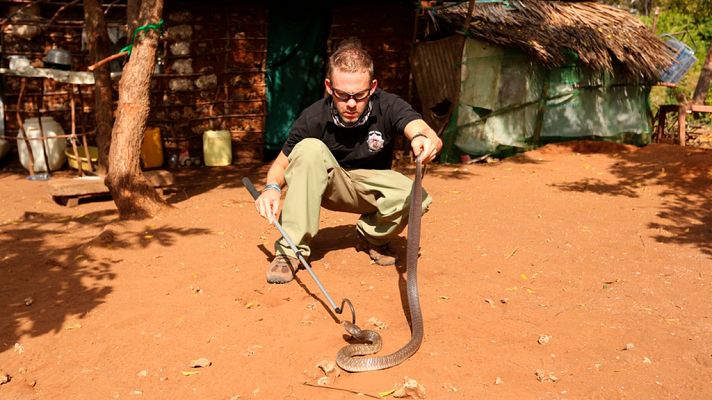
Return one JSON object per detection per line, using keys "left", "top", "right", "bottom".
{"left": 327, "top": 38, "right": 374, "bottom": 80}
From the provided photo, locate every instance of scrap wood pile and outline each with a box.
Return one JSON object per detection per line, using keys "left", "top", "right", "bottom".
{"left": 428, "top": 0, "right": 673, "bottom": 81}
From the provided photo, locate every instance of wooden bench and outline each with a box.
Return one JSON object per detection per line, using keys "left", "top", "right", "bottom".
{"left": 655, "top": 104, "right": 712, "bottom": 145}
{"left": 48, "top": 170, "right": 175, "bottom": 207}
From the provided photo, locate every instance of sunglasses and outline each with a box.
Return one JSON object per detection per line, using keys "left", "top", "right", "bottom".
{"left": 331, "top": 87, "right": 372, "bottom": 102}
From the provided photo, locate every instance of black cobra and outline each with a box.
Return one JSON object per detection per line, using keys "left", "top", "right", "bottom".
{"left": 336, "top": 157, "right": 425, "bottom": 372}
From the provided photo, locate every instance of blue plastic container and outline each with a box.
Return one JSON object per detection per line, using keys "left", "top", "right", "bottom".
{"left": 659, "top": 34, "right": 697, "bottom": 84}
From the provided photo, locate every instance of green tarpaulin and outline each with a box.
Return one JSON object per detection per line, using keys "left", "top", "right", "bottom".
{"left": 441, "top": 38, "right": 652, "bottom": 162}
{"left": 264, "top": 2, "right": 331, "bottom": 157}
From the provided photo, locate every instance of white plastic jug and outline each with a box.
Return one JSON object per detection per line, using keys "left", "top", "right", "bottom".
{"left": 17, "top": 116, "right": 67, "bottom": 172}
{"left": 203, "top": 130, "right": 232, "bottom": 166}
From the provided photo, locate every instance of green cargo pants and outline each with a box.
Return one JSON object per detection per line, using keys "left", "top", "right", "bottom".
{"left": 276, "top": 138, "right": 432, "bottom": 258}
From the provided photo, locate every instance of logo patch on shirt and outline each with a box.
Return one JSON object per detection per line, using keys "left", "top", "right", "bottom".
{"left": 367, "top": 130, "right": 385, "bottom": 152}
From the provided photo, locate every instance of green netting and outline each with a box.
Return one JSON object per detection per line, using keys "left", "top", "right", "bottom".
{"left": 440, "top": 38, "right": 653, "bottom": 162}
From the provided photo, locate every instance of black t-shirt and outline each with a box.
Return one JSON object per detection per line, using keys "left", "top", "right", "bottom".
{"left": 281, "top": 88, "right": 422, "bottom": 169}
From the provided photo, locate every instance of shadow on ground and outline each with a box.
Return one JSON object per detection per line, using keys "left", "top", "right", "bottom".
{"left": 544, "top": 143, "right": 711, "bottom": 257}
{"left": 164, "top": 165, "right": 267, "bottom": 205}
{"left": 0, "top": 208, "right": 212, "bottom": 354}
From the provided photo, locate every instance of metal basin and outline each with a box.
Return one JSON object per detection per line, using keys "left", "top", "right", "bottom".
{"left": 43, "top": 48, "right": 72, "bottom": 68}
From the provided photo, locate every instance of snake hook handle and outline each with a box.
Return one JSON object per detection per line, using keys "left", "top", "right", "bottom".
{"left": 242, "top": 176, "right": 357, "bottom": 325}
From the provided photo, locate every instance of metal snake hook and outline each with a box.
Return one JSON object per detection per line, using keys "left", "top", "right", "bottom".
{"left": 339, "top": 298, "right": 356, "bottom": 324}
{"left": 242, "top": 177, "right": 356, "bottom": 323}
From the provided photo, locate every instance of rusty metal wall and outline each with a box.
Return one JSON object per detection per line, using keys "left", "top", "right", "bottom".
{"left": 411, "top": 35, "right": 465, "bottom": 134}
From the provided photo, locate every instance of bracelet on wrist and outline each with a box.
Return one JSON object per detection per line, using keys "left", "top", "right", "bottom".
{"left": 263, "top": 183, "right": 282, "bottom": 194}
{"left": 411, "top": 133, "right": 429, "bottom": 141}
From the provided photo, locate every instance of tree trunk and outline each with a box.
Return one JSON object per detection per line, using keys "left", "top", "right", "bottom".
{"left": 83, "top": 0, "right": 113, "bottom": 175}
{"left": 692, "top": 38, "right": 712, "bottom": 105}
{"left": 106, "top": 0, "right": 167, "bottom": 219}
{"left": 126, "top": 0, "right": 140, "bottom": 42}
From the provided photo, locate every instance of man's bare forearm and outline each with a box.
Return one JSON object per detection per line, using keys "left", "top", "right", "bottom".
{"left": 264, "top": 151, "right": 290, "bottom": 188}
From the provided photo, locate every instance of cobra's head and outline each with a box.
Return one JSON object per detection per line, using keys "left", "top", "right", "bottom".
{"left": 341, "top": 321, "right": 362, "bottom": 336}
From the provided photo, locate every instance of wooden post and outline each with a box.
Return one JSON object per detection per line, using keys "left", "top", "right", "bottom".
{"left": 37, "top": 82, "right": 52, "bottom": 175}
{"left": 655, "top": 108, "right": 666, "bottom": 143}
{"left": 651, "top": 7, "right": 659, "bottom": 34}
{"left": 68, "top": 86, "right": 84, "bottom": 176}
{"left": 463, "top": 0, "right": 476, "bottom": 31}
{"left": 87, "top": 51, "right": 128, "bottom": 71}
{"left": 75, "top": 86, "right": 94, "bottom": 172}
{"left": 678, "top": 104, "right": 686, "bottom": 146}
{"left": 16, "top": 78, "right": 35, "bottom": 176}
{"left": 81, "top": 131, "right": 95, "bottom": 172}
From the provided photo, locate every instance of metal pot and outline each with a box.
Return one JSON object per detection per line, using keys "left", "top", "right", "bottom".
{"left": 43, "top": 48, "right": 72, "bottom": 68}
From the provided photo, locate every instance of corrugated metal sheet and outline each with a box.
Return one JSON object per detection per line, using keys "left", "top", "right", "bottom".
{"left": 411, "top": 35, "right": 465, "bottom": 134}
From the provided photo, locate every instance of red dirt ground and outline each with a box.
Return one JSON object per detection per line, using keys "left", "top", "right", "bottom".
{"left": 1, "top": 141, "right": 711, "bottom": 399}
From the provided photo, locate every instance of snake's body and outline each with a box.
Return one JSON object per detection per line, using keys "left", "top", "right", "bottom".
{"left": 336, "top": 160, "right": 424, "bottom": 372}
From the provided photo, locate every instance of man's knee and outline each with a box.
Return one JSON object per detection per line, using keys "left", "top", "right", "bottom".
{"left": 290, "top": 138, "right": 329, "bottom": 160}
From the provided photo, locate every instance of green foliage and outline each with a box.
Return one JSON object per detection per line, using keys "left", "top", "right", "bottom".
{"left": 642, "top": 11, "right": 711, "bottom": 51}
{"left": 601, "top": 0, "right": 711, "bottom": 24}
{"left": 638, "top": 8, "right": 712, "bottom": 109}
{"left": 663, "top": 0, "right": 712, "bottom": 24}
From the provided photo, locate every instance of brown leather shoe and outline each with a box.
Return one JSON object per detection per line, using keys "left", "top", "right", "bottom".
{"left": 356, "top": 236, "right": 397, "bottom": 266}
{"left": 266, "top": 255, "right": 299, "bottom": 284}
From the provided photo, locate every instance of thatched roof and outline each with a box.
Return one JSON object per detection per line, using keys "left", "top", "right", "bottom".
{"left": 427, "top": 0, "right": 673, "bottom": 81}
